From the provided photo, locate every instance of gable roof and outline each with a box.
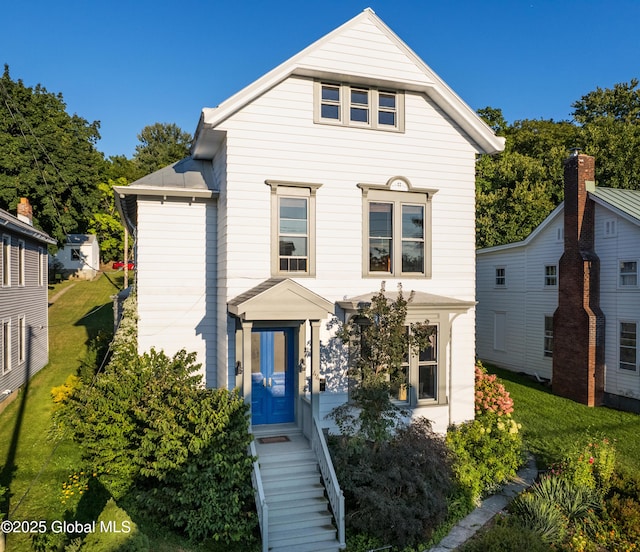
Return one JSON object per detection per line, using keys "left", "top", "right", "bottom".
{"left": 192, "top": 8, "right": 505, "bottom": 159}
{"left": 477, "top": 186, "right": 640, "bottom": 256}
{"left": 228, "top": 278, "right": 335, "bottom": 321}
{"left": 0, "top": 208, "right": 56, "bottom": 245}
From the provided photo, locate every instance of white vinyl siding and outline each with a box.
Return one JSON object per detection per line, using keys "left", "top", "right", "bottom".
{"left": 136, "top": 197, "right": 217, "bottom": 384}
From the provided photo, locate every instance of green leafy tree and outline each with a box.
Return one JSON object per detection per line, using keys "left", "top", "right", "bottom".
{"left": 0, "top": 65, "right": 104, "bottom": 243}
{"left": 133, "top": 122, "right": 192, "bottom": 175}
{"left": 329, "top": 283, "right": 433, "bottom": 444}
{"left": 574, "top": 80, "right": 640, "bottom": 190}
{"left": 88, "top": 179, "right": 127, "bottom": 263}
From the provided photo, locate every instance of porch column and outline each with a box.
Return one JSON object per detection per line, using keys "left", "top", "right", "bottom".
{"left": 241, "top": 321, "right": 253, "bottom": 409}
{"left": 310, "top": 319, "right": 321, "bottom": 420}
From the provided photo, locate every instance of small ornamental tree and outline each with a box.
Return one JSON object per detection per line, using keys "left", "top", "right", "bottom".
{"left": 329, "top": 283, "right": 433, "bottom": 443}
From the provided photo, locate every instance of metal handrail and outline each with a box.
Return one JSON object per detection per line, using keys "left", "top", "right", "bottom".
{"left": 311, "top": 416, "right": 346, "bottom": 548}
{"left": 249, "top": 437, "right": 269, "bottom": 552}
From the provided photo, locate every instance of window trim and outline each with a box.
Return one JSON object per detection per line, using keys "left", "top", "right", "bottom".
{"left": 314, "top": 81, "right": 405, "bottom": 132}
{"left": 267, "top": 180, "right": 322, "bottom": 278}
{"left": 18, "top": 316, "right": 26, "bottom": 365}
{"left": 618, "top": 260, "right": 638, "bottom": 288}
{"left": 544, "top": 315, "right": 554, "bottom": 358}
{"left": 18, "top": 240, "right": 25, "bottom": 286}
{"left": 38, "top": 247, "right": 45, "bottom": 287}
{"left": 619, "top": 320, "right": 638, "bottom": 372}
{"left": 2, "top": 235, "right": 10, "bottom": 287}
{"left": 2, "top": 319, "right": 11, "bottom": 375}
{"left": 544, "top": 264, "right": 557, "bottom": 287}
{"left": 359, "top": 177, "right": 436, "bottom": 278}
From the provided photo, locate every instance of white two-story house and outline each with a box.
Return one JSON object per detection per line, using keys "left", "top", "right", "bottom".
{"left": 115, "top": 9, "right": 504, "bottom": 551}
{"left": 477, "top": 153, "right": 640, "bottom": 413}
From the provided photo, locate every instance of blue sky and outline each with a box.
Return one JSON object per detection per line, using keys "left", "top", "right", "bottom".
{"left": 2, "top": 0, "right": 638, "bottom": 159}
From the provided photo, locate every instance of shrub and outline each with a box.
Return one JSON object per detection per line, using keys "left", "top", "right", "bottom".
{"left": 458, "top": 516, "right": 549, "bottom": 552}
{"left": 80, "top": 498, "right": 149, "bottom": 551}
{"left": 58, "top": 294, "right": 257, "bottom": 544}
{"left": 561, "top": 435, "right": 616, "bottom": 493}
{"left": 474, "top": 361, "right": 514, "bottom": 417}
{"left": 447, "top": 412, "right": 524, "bottom": 503}
{"left": 510, "top": 476, "right": 601, "bottom": 546}
{"left": 330, "top": 418, "right": 455, "bottom": 548}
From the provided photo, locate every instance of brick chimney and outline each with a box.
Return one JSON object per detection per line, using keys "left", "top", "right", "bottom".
{"left": 552, "top": 152, "right": 605, "bottom": 406}
{"left": 16, "top": 198, "right": 33, "bottom": 226}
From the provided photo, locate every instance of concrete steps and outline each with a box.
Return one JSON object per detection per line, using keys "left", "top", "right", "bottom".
{"left": 253, "top": 425, "right": 341, "bottom": 552}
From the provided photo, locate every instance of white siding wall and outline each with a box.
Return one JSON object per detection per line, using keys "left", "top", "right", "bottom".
{"left": 476, "top": 217, "right": 564, "bottom": 380}
{"left": 595, "top": 205, "right": 640, "bottom": 400}
{"left": 136, "top": 197, "right": 217, "bottom": 383}
{"left": 216, "top": 74, "right": 478, "bottom": 427}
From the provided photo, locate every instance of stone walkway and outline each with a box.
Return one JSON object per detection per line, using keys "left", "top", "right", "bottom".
{"left": 427, "top": 454, "right": 538, "bottom": 551}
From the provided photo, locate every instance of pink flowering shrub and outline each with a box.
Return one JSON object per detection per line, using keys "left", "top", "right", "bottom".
{"left": 475, "top": 361, "right": 514, "bottom": 417}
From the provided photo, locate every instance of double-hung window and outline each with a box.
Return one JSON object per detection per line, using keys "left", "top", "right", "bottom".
{"left": 619, "top": 261, "right": 638, "bottom": 287}
{"left": 360, "top": 178, "right": 435, "bottom": 278}
{"left": 619, "top": 321, "right": 637, "bottom": 371}
{"left": 390, "top": 325, "right": 438, "bottom": 403}
{"left": 495, "top": 267, "right": 506, "bottom": 287}
{"left": 267, "top": 180, "right": 321, "bottom": 277}
{"left": 544, "top": 265, "right": 557, "bottom": 287}
{"left": 315, "top": 82, "right": 404, "bottom": 131}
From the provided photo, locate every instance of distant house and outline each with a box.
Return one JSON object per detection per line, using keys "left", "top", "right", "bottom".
{"left": 54, "top": 234, "right": 100, "bottom": 280}
{"left": 115, "top": 9, "right": 504, "bottom": 550}
{"left": 477, "top": 153, "right": 640, "bottom": 413}
{"left": 1, "top": 198, "right": 55, "bottom": 405}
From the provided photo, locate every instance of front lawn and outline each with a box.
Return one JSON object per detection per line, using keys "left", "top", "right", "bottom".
{"left": 486, "top": 365, "right": 640, "bottom": 478}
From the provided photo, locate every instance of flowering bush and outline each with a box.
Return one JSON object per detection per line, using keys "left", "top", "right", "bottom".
{"left": 474, "top": 361, "right": 514, "bottom": 417}
{"left": 447, "top": 362, "right": 523, "bottom": 505}
{"left": 447, "top": 412, "right": 524, "bottom": 504}
{"left": 560, "top": 435, "right": 616, "bottom": 493}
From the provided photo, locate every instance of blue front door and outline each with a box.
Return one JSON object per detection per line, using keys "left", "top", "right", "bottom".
{"left": 251, "top": 328, "right": 295, "bottom": 425}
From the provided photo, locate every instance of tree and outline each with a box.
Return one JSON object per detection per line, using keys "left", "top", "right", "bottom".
{"left": 329, "top": 284, "right": 432, "bottom": 444}
{"left": 88, "top": 179, "right": 127, "bottom": 263}
{"left": 573, "top": 80, "right": 640, "bottom": 189}
{"left": 133, "top": 122, "right": 192, "bottom": 175}
{"left": 0, "top": 65, "right": 104, "bottom": 243}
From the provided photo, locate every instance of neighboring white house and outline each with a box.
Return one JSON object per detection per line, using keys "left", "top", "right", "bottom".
{"left": 54, "top": 234, "right": 100, "bottom": 280}
{"left": 115, "top": 10, "right": 504, "bottom": 549}
{"left": 477, "top": 153, "right": 640, "bottom": 413}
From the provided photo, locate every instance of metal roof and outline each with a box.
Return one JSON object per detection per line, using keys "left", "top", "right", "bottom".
{"left": 589, "top": 187, "right": 640, "bottom": 223}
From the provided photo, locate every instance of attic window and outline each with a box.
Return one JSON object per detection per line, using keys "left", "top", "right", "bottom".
{"left": 315, "top": 82, "right": 404, "bottom": 132}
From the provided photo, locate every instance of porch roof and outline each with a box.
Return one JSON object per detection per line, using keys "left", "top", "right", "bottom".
{"left": 228, "top": 278, "right": 335, "bottom": 321}
{"left": 337, "top": 290, "right": 475, "bottom": 313}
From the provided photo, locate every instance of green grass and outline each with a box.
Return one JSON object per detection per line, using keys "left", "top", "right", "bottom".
{"left": 0, "top": 273, "right": 122, "bottom": 551}
{"left": 486, "top": 365, "right": 640, "bottom": 478}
